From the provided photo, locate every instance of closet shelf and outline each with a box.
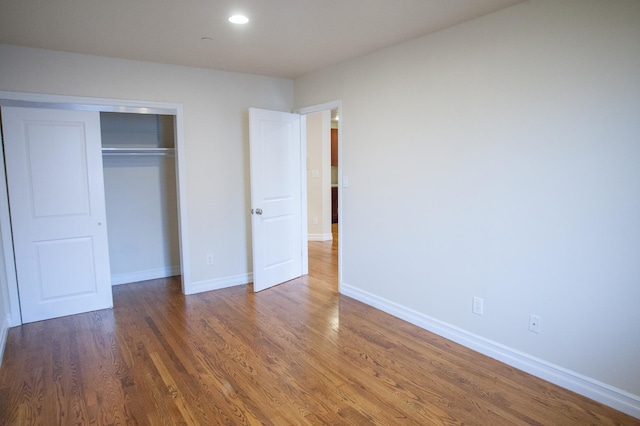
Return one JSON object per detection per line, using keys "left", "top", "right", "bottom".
{"left": 102, "top": 147, "right": 175, "bottom": 156}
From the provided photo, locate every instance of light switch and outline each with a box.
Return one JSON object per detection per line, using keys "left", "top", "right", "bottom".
{"left": 311, "top": 170, "right": 319, "bottom": 178}
{"left": 343, "top": 175, "right": 349, "bottom": 187}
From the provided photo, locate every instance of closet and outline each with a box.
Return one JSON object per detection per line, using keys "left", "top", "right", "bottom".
{"left": 100, "top": 112, "right": 180, "bottom": 285}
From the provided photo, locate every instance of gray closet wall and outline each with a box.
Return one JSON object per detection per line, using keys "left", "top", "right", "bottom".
{"left": 101, "top": 112, "right": 180, "bottom": 285}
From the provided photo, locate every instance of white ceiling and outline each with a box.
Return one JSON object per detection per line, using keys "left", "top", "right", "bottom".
{"left": 0, "top": 0, "right": 526, "bottom": 79}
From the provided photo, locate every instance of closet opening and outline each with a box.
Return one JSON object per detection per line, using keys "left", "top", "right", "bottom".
{"left": 100, "top": 112, "right": 181, "bottom": 286}
{"left": 0, "top": 92, "right": 191, "bottom": 325}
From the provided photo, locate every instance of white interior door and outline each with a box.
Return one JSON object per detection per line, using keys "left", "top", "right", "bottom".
{"left": 2, "top": 106, "right": 113, "bottom": 323}
{"left": 249, "top": 108, "right": 303, "bottom": 292}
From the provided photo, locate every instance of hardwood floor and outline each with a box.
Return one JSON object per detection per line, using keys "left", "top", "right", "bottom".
{"left": 0, "top": 226, "right": 636, "bottom": 424}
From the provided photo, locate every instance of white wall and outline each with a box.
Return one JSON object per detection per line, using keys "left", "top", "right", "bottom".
{"left": 306, "top": 111, "right": 332, "bottom": 240}
{"left": 295, "top": 0, "right": 640, "bottom": 409}
{"left": 0, "top": 43, "right": 293, "bottom": 292}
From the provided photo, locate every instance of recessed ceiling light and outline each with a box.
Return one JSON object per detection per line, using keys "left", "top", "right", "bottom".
{"left": 229, "top": 15, "right": 249, "bottom": 24}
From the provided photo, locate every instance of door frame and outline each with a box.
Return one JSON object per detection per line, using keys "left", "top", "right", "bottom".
{"left": 0, "top": 90, "right": 191, "bottom": 326}
{"left": 296, "top": 100, "right": 342, "bottom": 290}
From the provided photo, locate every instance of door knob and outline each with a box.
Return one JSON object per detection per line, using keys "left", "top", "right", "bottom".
{"left": 255, "top": 208, "right": 263, "bottom": 215}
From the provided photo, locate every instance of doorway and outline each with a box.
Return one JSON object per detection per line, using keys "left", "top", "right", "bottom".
{"left": 100, "top": 112, "right": 180, "bottom": 286}
{"left": 297, "top": 101, "right": 342, "bottom": 290}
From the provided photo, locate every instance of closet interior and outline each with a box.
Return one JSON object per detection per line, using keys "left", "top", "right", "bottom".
{"left": 100, "top": 112, "right": 180, "bottom": 285}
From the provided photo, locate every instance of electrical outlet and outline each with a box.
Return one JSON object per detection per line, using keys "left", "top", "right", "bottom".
{"left": 206, "top": 253, "right": 214, "bottom": 265}
{"left": 472, "top": 297, "right": 484, "bottom": 316}
{"left": 529, "top": 314, "right": 541, "bottom": 333}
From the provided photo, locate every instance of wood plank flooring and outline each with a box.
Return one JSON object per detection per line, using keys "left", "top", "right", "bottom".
{"left": 0, "top": 226, "right": 636, "bottom": 424}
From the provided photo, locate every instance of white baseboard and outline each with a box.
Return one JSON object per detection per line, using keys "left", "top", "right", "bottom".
{"left": 308, "top": 233, "right": 333, "bottom": 242}
{"left": 185, "top": 272, "right": 252, "bottom": 295}
{"left": 0, "top": 314, "right": 9, "bottom": 367}
{"left": 111, "top": 266, "right": 181, "bottom": 285}
{"left": 341, "top": 282, "right": 640, "bottom": 420}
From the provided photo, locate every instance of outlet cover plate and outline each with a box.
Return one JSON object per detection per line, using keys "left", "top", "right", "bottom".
{"left": 472, "top": 297, "right": 484, "bottom": 315}
{"left": 529, "top": 314, "right": 541, "bottom": 333}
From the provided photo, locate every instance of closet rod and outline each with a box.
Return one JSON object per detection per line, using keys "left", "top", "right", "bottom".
{"left": 102, "top": 152, "right": 175, "bottom": 157}
{"left": 102, "top": 148, "right": 175, "bottom": 156}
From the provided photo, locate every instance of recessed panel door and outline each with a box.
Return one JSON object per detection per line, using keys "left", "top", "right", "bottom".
{"left": 249, "top": 108, "right": 303, "bottom": 292}
{"left": 2, "top": 107, "right": 113, "bottom": 323}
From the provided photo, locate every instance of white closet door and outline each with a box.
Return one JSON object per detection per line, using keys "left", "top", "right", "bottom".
{"left": 2, "top": 107, "right": 113, "bottom": 323}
